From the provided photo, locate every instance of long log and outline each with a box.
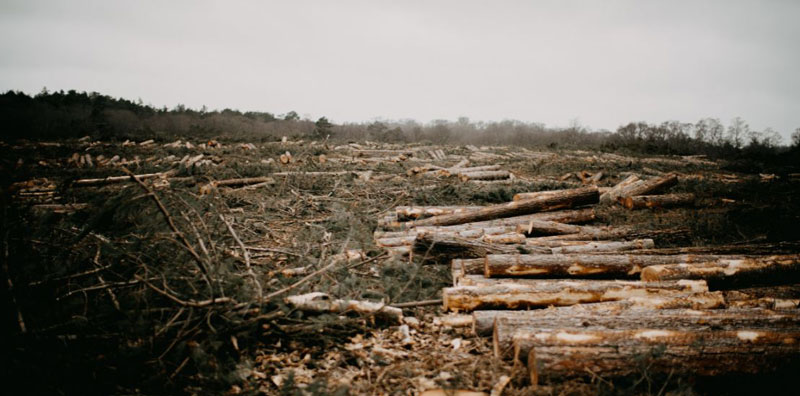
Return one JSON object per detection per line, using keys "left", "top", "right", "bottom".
{"left": 73, "top": 170, "right": 177, "bottom": 186}
{"left": 599, "top": 175, "right": 640, "bottom": 204}
{"left": 378, "top": 208, "right": 596, "bottom": 233}
{"left": 398, "top": 186, "right": 599, "bottom": 229}
{"left": 523, "top": 227, "right": 690, "bottom": 242}
{"left": 474, "top": 303, "right": 800, "bottom": 336}
{"left": 442, "top": 280, "right": 709, "bottom": 312}
{"left": 493, "top": 307, "right": 800, "bottom": 358}
{"left": 512, "top": 189, "right": 570, "bottom": 202}
{"left": 415, "top": 233, "right": 549, "bottom": 258}
{"left": 515, "top": 219, "right": 602, "bottom": 236}
{"left": 285, "top": 292, "right": 402, "bottom": 323}
{"left": 617, "top": 173, "right": 679, "bottom": 200}
{"left": 622, "top": 193, "right": 695, "bottom": 210}
{"left": 640, "top": 254, "right": 800, "bottom": 287}
{"left": 484, "top": 253, "right": 744, "bottom": 279}
{"left": 395, "top": 205, "right": 484, "bottom": 221}
{"left": 550, "top": 239, "right": 655, "bottom": 254}
{"left": 458, "top": 170, "right": 510, "bottom": 182}
{"left": 515, "top": 328, "right": 800, "bottom": 383}
{"left": 601, "top": 241, "right": 800, "bottom": 256}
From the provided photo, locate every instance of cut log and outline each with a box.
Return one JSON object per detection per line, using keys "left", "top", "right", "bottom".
{"left": 451, "top": 258, "right": 486, "bottom": 284}
{"left": 400, "top": 186, "right": 599, "bottom": 229}
{"left": 458, "top": 170, "right": 511, "bottom": 182}
{"left": 512, "top": 189, "right": 570, "bottom": 202}
{"left": 379, "top": 208, "right": 596, "bottom": 233}
{"left": 415, "top": 233, "right": 549, "bottom": 258}
{"left": 640, "top": 254, "right": 800, "bottom": 287}
{"left": 484, "top": 253, "right": 744, "bottom": 279}
{"left": 523, "top": 227, "right": 689, "bottom": 243}
{"left": 550, "top": 239, "right": 655, "bottom": 254}
{"left": 211, "top": 176, "right": 276, "bottom": 188}
{"left": 455, "top": 275, "right": 704, "bottom": 291}
{"left": 617, "top": 173, "right": 679, "bottom": 200}
{"left": 474, "top": 302, "right": 794, "bottom": 336}
{"left": 599, "top": 175, "right": 640, "bottom": 204}
{"left": 490, "top": 307, "right": 800, "bottom": 356}
{"left": 516, "top": 220, "right": 603, "bottom": 236}
{"left": 604, "top": 241, "right": 800, "bottom": 256}
{"left": 621, "top": 193, "right": 695, "bottom": 209}
{"left": 73, "top": 170, "right": 177, "bottom": 186}
{"left": 395, "top": 205, "right": 484, "bottom": 221}
{"left": 442, "top": 280, "right": 709, "bottom": 312}
{"left": 285, "top": 292, "right": 402, "bottom": 323}
{"left": 515, "top": 328, "right": 800, "bottom": 383}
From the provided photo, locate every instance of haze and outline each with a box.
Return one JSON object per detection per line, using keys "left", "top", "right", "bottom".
{"left": 1, "top": 0, "right": 798, "bottom": 138}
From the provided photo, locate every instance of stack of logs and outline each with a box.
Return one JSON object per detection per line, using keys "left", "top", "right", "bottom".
{"left": 374, "top": 175, "right": 800, "bottom": 385}
{"left": 407, "top": 159, "right": 515, "bottom": 183}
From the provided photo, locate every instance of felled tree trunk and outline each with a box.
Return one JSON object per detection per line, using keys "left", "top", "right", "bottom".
{"left": 459, "top": 170, "right": 511, "bottom": 182}
{"left": 599, "top": 175, "right": 640, "bottom": 204}
{"left": 617, "top": 173, "right": 679, "bottom": 200}
{"left": 452, "top": 258, "right": 488, "bottom": 284}
{"left": 442, "top": 280, "right": 708, "bottom": 312}
{"left": 490, "top": 307, "right": 800, "bottom": 357}
{"left": 379, "top": 208, "right": 596, "bottom": 232}
{"left": 484, "top": 253, "right": 741, "bottom": 279}
{"left": 475, "top": 305, "right": 800, "bottom": 336}
{"left": 515, "top": 220, "right": 602, "bottom": 236}
{"left": 641, "top": 254, "right": 800, "bottom": 287}
{"left": 401, "top": 186, "right": 599, "bottom": 228}
{"left": 512, "top": 189, "right": 570, "bottom": 202}
{"left": 415, "top": 233, "right": 549, "bottom": 258}
{"left": 622, "top": 193, "right": 695, "bottom": 210}
{"left": 395, "top": 205, "right": 484, "bottom": 221}
{"left": 285, "top": 292, "right": 403, "bottom": 323}
{"left": 73, "top": 170, "right": 177, "bottom": 186}
{"left": 549, "top": 239, "right": 655, "bottom": 254}
{"left": 514, "top": 328, "right": 800, "bottom": 384}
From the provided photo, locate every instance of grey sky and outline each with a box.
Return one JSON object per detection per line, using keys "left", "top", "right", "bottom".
{"left": 1, "top": 0, "right": 798, "bottom": 138}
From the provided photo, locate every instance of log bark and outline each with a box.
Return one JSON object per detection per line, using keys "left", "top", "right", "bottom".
{"left": 398, "top": 187, "right": 599, "bottom": 229}
{"left": 513, "top": 189, "right": 571, "bottom": 202}
{"left": 603, "top": 241, "right": 800, "bottom": 256}
{"left": 516, "top": 220, "right": 604, "bottom": 237}
{"left": 474, "top": 302, "right": 800, "bottom": 336}
{"left": 285, "top": 292, "right": 402, "bottom": 323}
{"left": 395, "top": 205, "right": 483, "bottom": 221}
{"left": 442, "top": 280, "right": 709, "bottom": 312}
{"left": 523, "top": 227, "right": 690, "bottom": 243}
{"left": 484, "top": 254, "right": 743, "bottom": 279}
{"left": 458, "top": 170, "right": 511, "bottom": 182}
{"left": 451, "top": 258, "right": 486, "bottom": 284}
{"left": 617, "top": 173, "right": 679, "bottom": 199}
{"left": 599, "top": 175, "right": 640, "bottom": 204}
{"left": 490, "top": 307, "right": 800, "bottom": 356}
{"left": 515, "top": 328, "right": 800, "bottom": 383}
{"left": 621, "top": 193, "right": 695, "bottom": 210}
{"left": 415, "top": 233, "right": 549, "bottom": 258}
{"left": 379, "top": 208, "right": 596, "bottom": 232}
{"left": 640, "top": 254, "right": 800, "bottom": 288}
{"left": 549, "top": 239, "right": 655, "bottom": 254}
{"left": 73, "top": 170, "right": 177, "bottom": 186}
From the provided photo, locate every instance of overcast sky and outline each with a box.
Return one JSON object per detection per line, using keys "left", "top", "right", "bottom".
{"left": 1, "top": 0, "right": 798, "bottom": 138}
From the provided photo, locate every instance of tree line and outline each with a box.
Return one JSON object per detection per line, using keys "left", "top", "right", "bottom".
{"left": 2, "top": 89, "right": 798, "bottom": 159}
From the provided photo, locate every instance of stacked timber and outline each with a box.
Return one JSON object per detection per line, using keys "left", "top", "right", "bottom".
{"left": 373, "top": 182, "right": 800, "bottom": 385}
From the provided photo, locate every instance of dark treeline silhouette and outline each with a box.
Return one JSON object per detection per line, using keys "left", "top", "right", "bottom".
{"left": 2, "top": 89, "right": 799, "bottom": 160}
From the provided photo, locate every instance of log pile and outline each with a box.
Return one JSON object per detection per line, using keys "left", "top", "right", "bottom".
{"left": 373, "top": 181, "right": 800, "bottom": 385}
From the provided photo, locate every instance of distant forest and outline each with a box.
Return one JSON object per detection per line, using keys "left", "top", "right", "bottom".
{"left": 2, "top": 89, "right": 799, "bottom": 160}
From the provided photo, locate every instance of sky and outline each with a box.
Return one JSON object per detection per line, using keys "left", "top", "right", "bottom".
{"left": 1, "top": 0, "right": 799, "bottom": 139}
